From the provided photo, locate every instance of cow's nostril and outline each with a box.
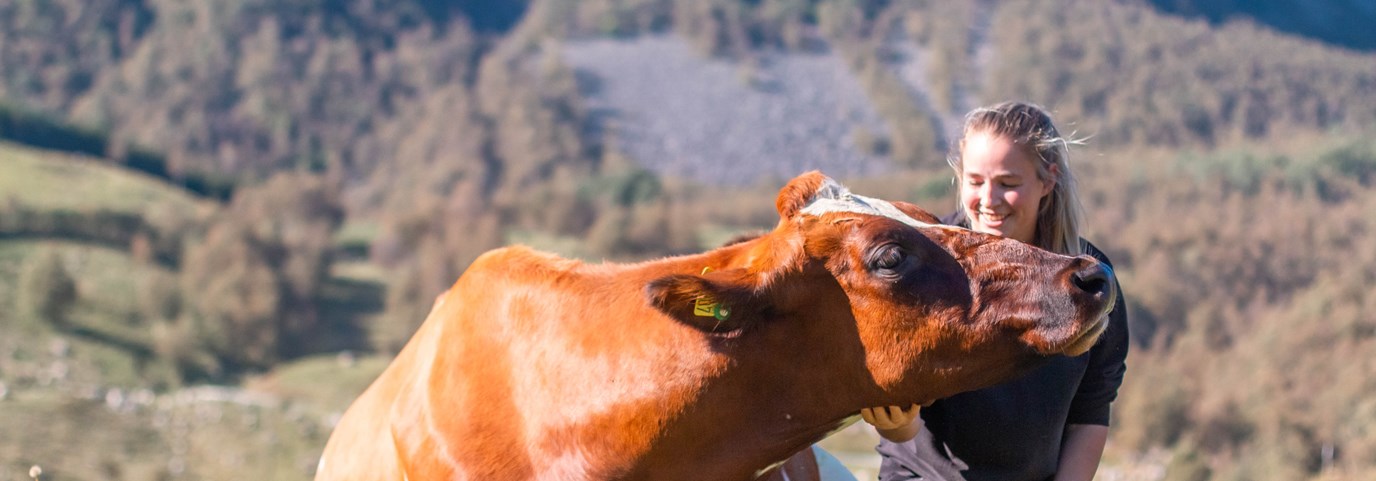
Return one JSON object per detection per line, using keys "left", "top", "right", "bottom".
{"left": 1071, "top": 263, "right": 1110, "bottom": 296}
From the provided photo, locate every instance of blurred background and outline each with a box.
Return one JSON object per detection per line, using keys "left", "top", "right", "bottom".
{"left": 2, "top": 0, "right": 1375, "bottom": 479}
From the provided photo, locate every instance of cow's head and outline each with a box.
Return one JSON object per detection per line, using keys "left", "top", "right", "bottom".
{"left": 646, "top": 171, "right": 1115, "bottom": 407}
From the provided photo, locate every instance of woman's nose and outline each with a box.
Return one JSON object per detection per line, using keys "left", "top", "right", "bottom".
{"left": 978, "top": 184, "right": 999, "bottom": 206}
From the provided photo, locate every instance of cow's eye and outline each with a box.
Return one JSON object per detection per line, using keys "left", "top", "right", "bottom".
{"left": 868, "top": 244, "right": 908, "bottom": 274}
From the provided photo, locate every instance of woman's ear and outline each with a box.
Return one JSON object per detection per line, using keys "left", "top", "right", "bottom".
{"left": 1041, "top": 163, "right": 1060, "bottom": 196}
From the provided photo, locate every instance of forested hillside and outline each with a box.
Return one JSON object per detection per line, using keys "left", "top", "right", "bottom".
{"left": 1148, "top": 0, "right": 1376, "bottom": 51}
{"left": 2, "top": 0, "right": 1374, "bottom": 480}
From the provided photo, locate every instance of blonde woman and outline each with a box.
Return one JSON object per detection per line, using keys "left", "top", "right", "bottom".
{"left": 861, "top": 102, "right": 1129, "bottom": 481}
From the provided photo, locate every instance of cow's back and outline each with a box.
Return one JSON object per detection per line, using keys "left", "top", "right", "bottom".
{"left": 317, "top": 246, "right": 713, "bottom": 480}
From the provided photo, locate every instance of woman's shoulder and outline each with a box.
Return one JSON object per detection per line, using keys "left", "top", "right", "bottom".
{"left": 1079, "top": 240, "right": 1115, "bottom": 268}
{"left": 938, "top": 211, "right": 966, "bottom": 228}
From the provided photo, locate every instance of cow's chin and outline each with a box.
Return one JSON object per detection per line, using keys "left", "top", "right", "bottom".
{"left": 1018, "top": 312, "right": 1110, "bottom": 357}
{"left": 1061, "top": 314, "right": 1110, "bottom": 357}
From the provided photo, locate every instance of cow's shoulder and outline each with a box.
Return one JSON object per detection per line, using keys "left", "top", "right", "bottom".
{"left": 465, "top": 245, "right": 584, "bottom": 280}
{"left": 447, "top": 245, "right": 597, "bottom": 327}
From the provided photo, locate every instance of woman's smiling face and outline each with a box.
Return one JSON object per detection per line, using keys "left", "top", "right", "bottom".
{"left": 959, "top": 131, "right": 1055, "bottom": 244}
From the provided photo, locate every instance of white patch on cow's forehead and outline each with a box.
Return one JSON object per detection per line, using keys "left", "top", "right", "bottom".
{"left": 799, "top": 178, "right": 932, "bottom": 228}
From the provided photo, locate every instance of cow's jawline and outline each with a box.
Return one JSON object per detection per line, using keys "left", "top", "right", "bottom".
{"left": 753, "top": 415, "right": 859, "bottom": 480}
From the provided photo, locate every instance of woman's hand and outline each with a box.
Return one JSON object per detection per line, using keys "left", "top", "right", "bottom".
{"left": 861, "top": 404, "right": 922, "bottom": 442}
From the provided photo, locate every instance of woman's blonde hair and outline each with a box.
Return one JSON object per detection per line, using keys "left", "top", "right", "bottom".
{"left": 947, "top": 101, "right": 1085, "bottom": 255}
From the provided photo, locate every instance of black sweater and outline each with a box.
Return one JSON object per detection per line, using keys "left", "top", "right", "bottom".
{"left": 875, "top": 239, "right": 1130, "bottom": 481}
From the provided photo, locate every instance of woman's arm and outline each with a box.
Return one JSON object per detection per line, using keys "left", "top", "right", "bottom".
{"left": 1057, "top": 244, "right": 1128, "bottom": 480}
{"left": 1054, "top": 424, "right": 1108, "bottom": 481}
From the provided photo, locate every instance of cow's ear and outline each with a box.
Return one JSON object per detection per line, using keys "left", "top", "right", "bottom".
{"left": 645, "top": 268, "right": 765, "bottom": 335}
{"left": 775, "top": 171, "right": 837, "bottom": 219}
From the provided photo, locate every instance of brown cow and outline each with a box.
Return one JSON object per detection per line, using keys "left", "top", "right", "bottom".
{"left": 316, "top": 171, "right": 1115, "bottom": 481}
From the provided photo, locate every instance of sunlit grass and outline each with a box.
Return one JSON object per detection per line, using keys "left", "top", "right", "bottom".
{"left": 0, "top": 141, "right": 210, "bottom": 216}
{"left": 0, "top": 240, "right": 171, "bottom": 320}
{"left": 244, "top": 353, "right": 390, "bottom": 414}
{"left": 0, "top": 388, "right": 334, "bottom": 481}
{"left": 0, "top": 240, "right": 175, "bottom": 387}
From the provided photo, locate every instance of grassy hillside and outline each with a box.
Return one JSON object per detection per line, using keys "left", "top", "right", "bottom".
{"left": 0, "top": 141, "right": 210, "bottom": 217}
{"left": 0, "top": 367, "right": 373, "bottom": 481}
{"left": 0, "top": 142, "right": 212, "bottom": 389}
{"left": 0, "top": 143, "right": 383, "bottom": 481}
{"left": 0, "top": 240, "right": 171, "bottom": 386}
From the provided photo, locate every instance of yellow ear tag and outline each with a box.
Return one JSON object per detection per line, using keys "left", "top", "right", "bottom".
{"left": 693, "top": 267, "right": 730, "bottom": 321}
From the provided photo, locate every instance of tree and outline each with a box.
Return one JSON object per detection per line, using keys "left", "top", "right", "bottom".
{"left": 178, "top": 222, "right": 283, "bottom": 371}
{"left": 17, "top": 247, "right": 78, "bottom": 327}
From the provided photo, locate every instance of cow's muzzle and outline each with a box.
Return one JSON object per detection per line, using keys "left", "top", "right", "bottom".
{"left": 1061, "top": 257, "right": 1116, "bottom": 356}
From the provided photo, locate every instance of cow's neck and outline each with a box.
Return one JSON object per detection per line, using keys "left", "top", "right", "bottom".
{"left": 705, "top": 373, "right": 862, "bottom": 478}
{"left": 637, "top": 336, "right": 868, "bottom": 481}
{"left": 634, "top": 249, "right": 872, "bottom": 480}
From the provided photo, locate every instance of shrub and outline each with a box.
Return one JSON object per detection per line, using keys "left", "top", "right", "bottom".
{"left": 17, "top": 247, "right": 78, "bottom": 327}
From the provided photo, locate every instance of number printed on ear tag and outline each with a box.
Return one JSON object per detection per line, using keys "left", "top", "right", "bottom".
{"left": 693, "top": 267, "right": 730, "bottom": 320}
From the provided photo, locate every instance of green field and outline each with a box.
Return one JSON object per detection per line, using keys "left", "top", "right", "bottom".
{"left": 0, "top": 141, "right": 210, "bottom": 217}
{"left": 0, "top": 142, "right": 394, "bottom": 481}
{"left": 0, "top": 139, "right": 204, "bottom": 390}
{"left": 0, "top": 367, "right": 356, "bottom": 481}
{"left": 0, "top": 240, "right": 173, "bottom": 387}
